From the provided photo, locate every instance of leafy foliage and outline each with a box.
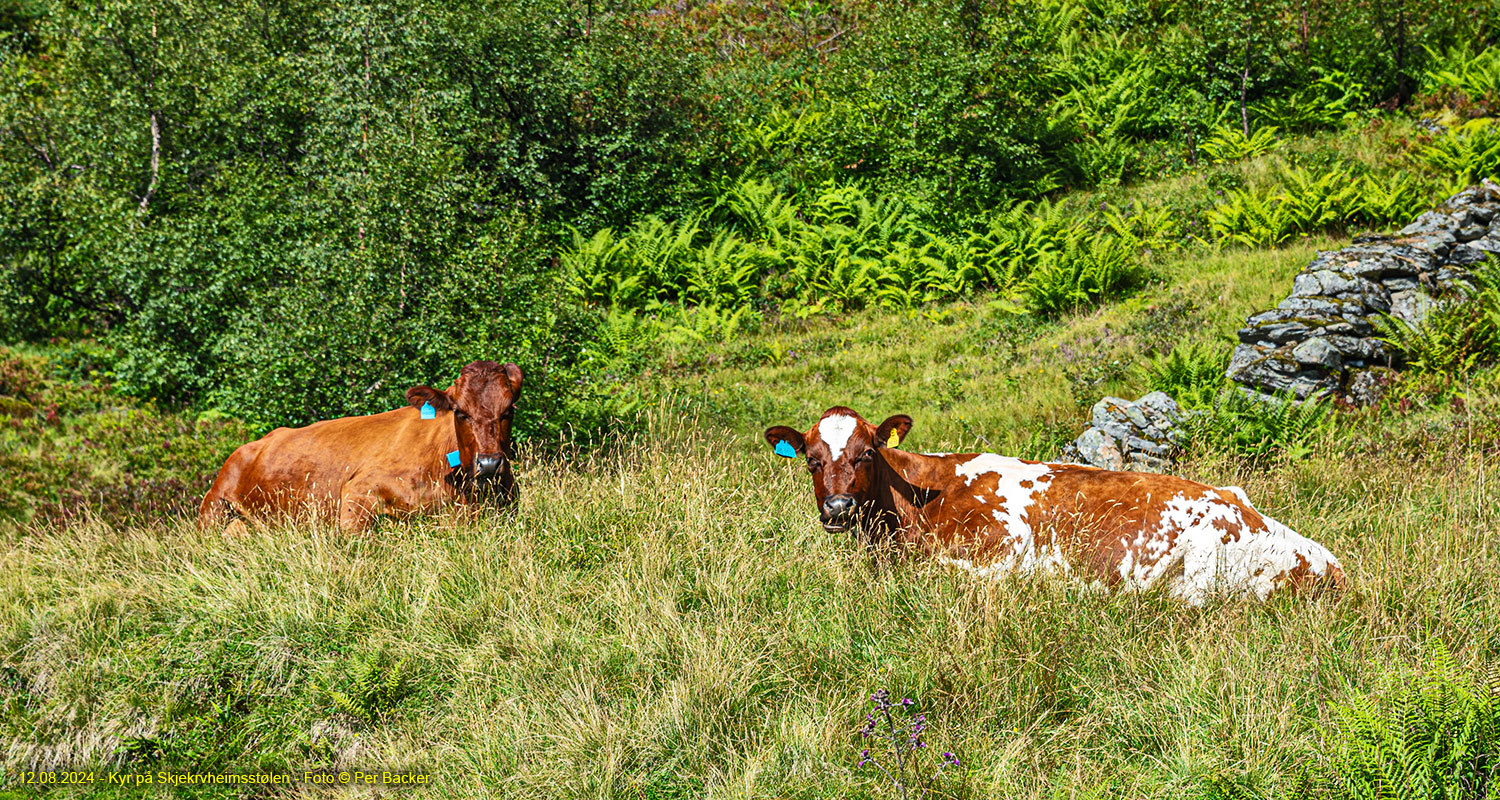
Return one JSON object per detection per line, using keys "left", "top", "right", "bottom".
{"left": 1206, "top": 168, "right": 1438, "bottom": 247}
{"left": 1189, "top": 389, "right": 1333, "bottom": 461}
{"left": 1137, "top": 341, "right": 1228, "bottom": 409}
{"left": 322, "top": 648, "right": 416, "bottom": 726}
{"left": 1200, "top": 125, "right": 1284, "bottom": 164}
{"left": 1310, "top": 642, "right": 1500, "bottom": 800}
{"left": 1418, "top": 120, "right": 1500, "bottom": 184}
{"left": 1424, "top": 44, "right": 1500, "bottom": 102}
{"left": 1373, "top": 270, "right": 1500, "bottom": 378}
{"left": 563, "top": 179, "right": 1146, "bottom": 319}
{"left": 0, "top": 346, "right": 251, "bottom": 526}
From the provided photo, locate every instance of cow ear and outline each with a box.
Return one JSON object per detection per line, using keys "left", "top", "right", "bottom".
{"left": 503, "top": 362, "right": 523, "bottom": 392}
{"left": 406, "top": 385, "right": 453, "bottom": 411}
{"left": 764, "top": 426, "right": 805, "bottom": 458}
{"left": 875, "top": 415, "right": 913, "bottom": 449}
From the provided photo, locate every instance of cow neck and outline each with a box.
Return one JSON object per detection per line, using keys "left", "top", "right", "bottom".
{"left": 871, "top": 448, "right": 946, "bottom": 535}
{"left": 432, "top": 411, "right": 474, "bottom": 502}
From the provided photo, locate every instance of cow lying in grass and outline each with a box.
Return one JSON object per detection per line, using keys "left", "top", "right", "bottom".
{"left": 200, "top": 361, "right": 522, "bottom": 533}
{"left": 764, "top": 406, "right": 1344, "bottom": 603}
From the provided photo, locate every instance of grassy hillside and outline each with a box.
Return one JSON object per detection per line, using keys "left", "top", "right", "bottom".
{"left": 5, "top": 223, "right": 1500, "bottom": 797}
{"left": 2, "top": 400, "right": 1497, "bottom": 798}
{"left": 625, "top": 239, "right": 1337, "bottom": 456}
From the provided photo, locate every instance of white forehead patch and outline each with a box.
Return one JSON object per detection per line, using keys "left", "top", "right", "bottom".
{"left": 818, "top": 414, "right": 858, "bottom": 462}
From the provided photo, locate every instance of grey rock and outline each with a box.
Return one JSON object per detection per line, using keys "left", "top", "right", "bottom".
{"left": 1122, "top": 403, "right": 1152, "bottom": 431}
{"left": 1311, "top": 269, "right": 1359, "bottom": 296}
{"left": 1136, "top": 391, "right": 1183, "bottom": 420}
{"left": 1449, "top": 244, "right": 1489, "bottom": 266}
{"left": 1344, "top": 368, "right": 1394, "bottom": 406}
{"left": 1456, "top": 225, "right": 1488, "bottom": 242}
{"left": 1073, "top": 427, "right": 1124, "bottom": 471}
{"left": 1126, "top": 452, "right": 1174, "bottom": 473}
{"left": 1291, "top": 273, "right": 1322, "bottom": 297}
{"left": 1065, "top": 393, "right": 1197, "bottom": 472}
{"left": 1323, "top": 335, "right": 1387, "bottom": 362}
{"left": 1123, "top": 434, "right": 1175, "bottom": 457}
{"left": 1291, "top": 337, "right": 1343, "bottom": 369}
{"left": 1400, "top": 211, "right": 1451, "bottom": 236}
{"left": 1389, "top": 290, "right": 1438, "bottom": 329}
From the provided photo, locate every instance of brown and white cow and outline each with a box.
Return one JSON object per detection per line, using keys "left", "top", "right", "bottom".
{"left": 199, "top": 361, "right": 522, "bottom": 533}
{"left": 764, "top": 406, "right": 1344, "bottom": 603}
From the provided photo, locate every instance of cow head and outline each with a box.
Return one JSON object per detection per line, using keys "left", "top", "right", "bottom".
{"left": 764, "top": 406, "right": 912, "bottom": 532}
{"left": 407, "top": 360, "right": 523, "bottom": 495}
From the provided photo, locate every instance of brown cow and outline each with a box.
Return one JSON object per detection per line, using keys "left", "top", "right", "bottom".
{"left": 199, "top": 361, "right": 522, "bottom": 533}
{"left": 764, "top": 406, "right": 1344, "bottom": 604}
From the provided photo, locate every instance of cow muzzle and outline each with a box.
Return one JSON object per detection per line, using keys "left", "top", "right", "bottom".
{"left": 473, "top": 453, "right": 505, "bottom": 480}
{"left": 820, "top": 494, "right": 857, "bottom": 532}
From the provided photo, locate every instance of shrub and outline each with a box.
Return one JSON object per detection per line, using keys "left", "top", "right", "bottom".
{"left": 1188, "top": 389, "right": 1333, "bottom": 461}
{"left": 1308, "top": 642, "right": 1500, "bottom": 800}
{"left": 1137, "top": 341, "right": 1228, "bottom": 409}
{"left": 1373, "top": 264, "right": 1500, "bottom": 378}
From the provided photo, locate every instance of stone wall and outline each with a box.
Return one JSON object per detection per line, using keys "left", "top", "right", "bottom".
{"left": 1060, "top": 392, "right": 1194, "bottom": 472}
{"left": 1227, "top": 181, "right": 1500, "bottom": 403}
{"left": 1060, "top": 182, "right": 1499, "bottom": 471}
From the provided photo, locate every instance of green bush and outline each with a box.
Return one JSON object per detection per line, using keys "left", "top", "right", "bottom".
{"left": 1309, "top": 642, "right": 1500, "bottom": 800}
{"left": 1373, "top": 264, "right": 1500, "bottom": 379}
{"left": 1137, "top": 341, "right": 1229, "bottom": 409}
{"left": 1188, "top": 389, "right": 1333, "bottom": 461}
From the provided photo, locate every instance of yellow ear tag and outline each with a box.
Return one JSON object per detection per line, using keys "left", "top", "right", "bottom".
{"left": 887, "top": 430, "right": 901, "bottom": 448}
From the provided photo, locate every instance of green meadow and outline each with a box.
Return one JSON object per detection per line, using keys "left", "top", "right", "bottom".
{"left": 5, "top": 230, "right": 1500, "bottom": 797}
{"left": 7, "top": 0, "right": 1500, "bottom": 795}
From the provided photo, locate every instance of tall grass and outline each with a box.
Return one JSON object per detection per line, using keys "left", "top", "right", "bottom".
{"left": 3, "top": 399, "right": 1500, "bottom": 797}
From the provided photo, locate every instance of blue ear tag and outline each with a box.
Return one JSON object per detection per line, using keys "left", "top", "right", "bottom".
{"left": 446, "top": 450, "right": 462, "bottom": 468}
{"left": 420, "top": 402, "right": 435, "bottom": 420}
{"left": 774, "top": 440, "right": 797, "bottom": 458}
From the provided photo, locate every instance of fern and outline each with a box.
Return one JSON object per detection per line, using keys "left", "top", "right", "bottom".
{"left": 1418, "top": 120, "right": 1500, "bottom": 184}
{"left": 1137, "top": 342, "right": 1227, "bottom": 409}
{"left": 1188, "top": 389, "right": 1332, "bottom": 461}
{"left": 323, "top": 648, "right": 415, "bottom": 726}
{"left": 1023, "top": 231, "right": 1142, "bottom": 316}
{"left": 1358, "top": 172, "right": 1432, "bottom": 229}
{"left": 1424, "top": 43, "right": 1500, "bottom": 100}
{"left": 1372, "top": 269, "right": 1500, "bottom": 377}
{"left": 1200, "top": 124, "right": 1282, "bottom": 163}
{"left": 1318, "top": 642, "right": 1500, "bottom": 800}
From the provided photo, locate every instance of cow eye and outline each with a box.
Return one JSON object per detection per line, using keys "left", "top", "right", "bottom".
{"left": 856, "top": 448, "right": 876, "bottom": 463}
{"left": 806, "top": 458, "right": 822, "bottom": 473}
{"left": 453, "top": 409, "right": 468, "bottom": 421}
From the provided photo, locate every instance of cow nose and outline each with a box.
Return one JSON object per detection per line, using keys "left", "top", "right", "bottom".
{"left": 821, "top": 494, "right": 856, "bottom": 523}
{"left": 473, "top": 454, "right": 503, "bottom": 478}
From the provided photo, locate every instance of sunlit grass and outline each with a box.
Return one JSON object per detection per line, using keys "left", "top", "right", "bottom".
{"left": 3, "top": 394, "right": 1499, "bottom": 797}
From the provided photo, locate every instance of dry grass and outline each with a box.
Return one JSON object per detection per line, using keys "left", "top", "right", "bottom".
{"left": 2, "top": 396, "right": 1498, "bottom": 798}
